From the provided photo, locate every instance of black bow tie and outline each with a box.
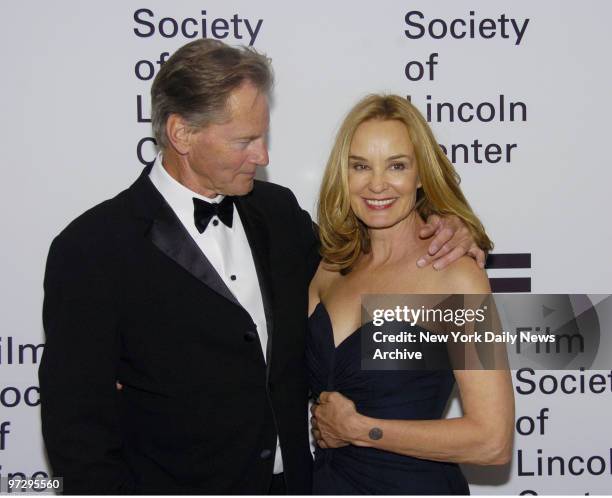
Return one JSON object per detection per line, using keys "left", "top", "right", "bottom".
{"left": 193, "top": 196, "right": 234, "bottom": 233}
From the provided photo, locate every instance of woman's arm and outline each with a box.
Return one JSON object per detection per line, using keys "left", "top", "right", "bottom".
{"left": 312, "top": 257, "right": 514, "bottom": 465}
{"left": 314, "top": 369, "right": 514, "bottom": 465}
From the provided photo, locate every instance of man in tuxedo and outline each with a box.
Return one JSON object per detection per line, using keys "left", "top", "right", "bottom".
{"left": 39, "top": 39, "right": 483, "bottom": 494}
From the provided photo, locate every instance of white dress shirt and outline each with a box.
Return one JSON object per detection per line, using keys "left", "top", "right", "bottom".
{"left": 149, "top": 153, "right": 283, "bottom": 474}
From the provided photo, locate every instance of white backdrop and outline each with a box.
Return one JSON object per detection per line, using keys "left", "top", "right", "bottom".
{"left": 1, "top": 1, "right": 611, "bottom": 494}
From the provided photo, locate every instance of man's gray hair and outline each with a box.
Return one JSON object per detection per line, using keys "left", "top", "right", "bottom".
{"left": 151, "top": 39, "right": 273, "bottom": 150}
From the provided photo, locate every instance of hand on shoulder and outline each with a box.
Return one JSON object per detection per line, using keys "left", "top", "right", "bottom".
{"left": 432, "top": 256, "right": 490, "bottom": 294}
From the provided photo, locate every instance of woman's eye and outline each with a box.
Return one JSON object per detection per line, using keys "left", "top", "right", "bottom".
{"left": 352, "top": 163, "right": 368, "bottom": 170}
{"left": 390, "top": 162, "right": 406, "bottom": 171}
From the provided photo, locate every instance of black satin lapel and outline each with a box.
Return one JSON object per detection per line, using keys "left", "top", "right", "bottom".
{"left": 149, "top": 202, "right": 240, "bottom": 307}
{"left": 235, "top": 197, "right": 275, "bottom": 364}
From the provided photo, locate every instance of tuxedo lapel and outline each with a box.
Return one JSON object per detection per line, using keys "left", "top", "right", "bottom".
{"left": 235, "top": 196, "right": 275, "bottom": 366}
{"left": 127, "top": 167, "right": 240, "bottom": 308}
{"left": 149, "top": 203, "right": 240, "bottom": 307}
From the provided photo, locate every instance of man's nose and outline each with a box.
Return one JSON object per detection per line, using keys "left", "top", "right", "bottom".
{"left": 252, "top": 139, "right": 269, "bottom": 167}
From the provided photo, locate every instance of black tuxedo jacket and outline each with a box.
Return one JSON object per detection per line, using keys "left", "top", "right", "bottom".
{"left": 39, "top": 167, "right": 319, "bottom": 494}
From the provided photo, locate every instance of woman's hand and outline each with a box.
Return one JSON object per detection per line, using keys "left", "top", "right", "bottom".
{"left": 418, "top": 214, "right": 486, "bottom": 270}
{"left": 311, "top": 391, "right": 358, "bottom": 448}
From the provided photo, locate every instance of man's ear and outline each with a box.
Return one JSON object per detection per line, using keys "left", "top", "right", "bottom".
{"left": 165, "top": 114, "right": 192, "bottom": 155}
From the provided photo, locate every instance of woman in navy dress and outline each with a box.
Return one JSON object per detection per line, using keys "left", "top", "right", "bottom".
{"left": 307, "top": 95, "right": 514, "bottom": 494}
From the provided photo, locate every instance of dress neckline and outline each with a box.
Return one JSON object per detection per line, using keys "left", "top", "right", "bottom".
{"left": 309, "top": 301, "right": 365, "bottom": 351}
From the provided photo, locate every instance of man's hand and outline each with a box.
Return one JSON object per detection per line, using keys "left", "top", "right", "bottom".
{"left": 311, "top": 391, "right": 358, "bottom": 449}
{"left": 417, "top": 214, "right": 486, "bottom": 270}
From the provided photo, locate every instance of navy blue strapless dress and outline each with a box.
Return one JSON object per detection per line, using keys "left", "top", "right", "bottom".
{"left": 306, "top": 303, "right": 469, "bottom": 495}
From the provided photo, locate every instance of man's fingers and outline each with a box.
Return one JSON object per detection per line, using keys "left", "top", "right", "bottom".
{"left": 432, "top": 246, "right": 466, "bottom": 271}
{"left": 416, "top": 252, "right": 433, "bottom": 268}
{"left": 419, "top": 223, "right": 436, "bottom": 239}
{"left": 318, "top": 391, "right": 331, "bottom": 403}
{"left": 468, "top": 244, "right": 486, "bottom": 269}
{"left": 428, "top": 227, "right": 455, "bottom": 255}
{"left": 433, "top": 243, "right": 452, "bottom": 259}
{"left": 420, "top": 214, "right": 441, "bottom": 237}
{"left": 420, "top": 214, "right": 485, "bottom": 268}
{"left": 419, "top": 213, "right": 443, "bottom": 239}
{"left": 417, "top": 244, "right": 450, "bottom": 268}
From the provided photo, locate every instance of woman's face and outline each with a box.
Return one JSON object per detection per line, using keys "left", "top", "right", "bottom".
{"left": 348, "top": 119, "right": 421, "bottom": 230}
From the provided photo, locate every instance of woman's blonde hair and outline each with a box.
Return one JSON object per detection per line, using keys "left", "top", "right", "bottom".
{"left": 318, "top": 94, "right": 493, "bottom": 273}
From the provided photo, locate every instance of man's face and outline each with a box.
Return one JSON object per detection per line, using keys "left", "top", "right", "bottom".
{"left": 186, "top": 81, "right": 270, "bottom": 197}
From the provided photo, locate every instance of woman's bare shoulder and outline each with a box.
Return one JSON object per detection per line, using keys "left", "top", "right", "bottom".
{"left": 309, "top": 261, "right": 341, "bottom": 312}
{"left": 312, "top": 261, "right": 340, "bottom": 288}
{"left": 429, "top": 256, "right": 491, "bottom": 294}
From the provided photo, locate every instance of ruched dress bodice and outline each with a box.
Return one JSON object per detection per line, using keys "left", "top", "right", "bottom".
{"left": 306, "top": 302, "right": 469, "bottom": 495}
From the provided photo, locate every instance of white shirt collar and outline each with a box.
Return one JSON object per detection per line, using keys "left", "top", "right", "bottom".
{"left": 149, "top": 152, "right": 224, "bottom": 220}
